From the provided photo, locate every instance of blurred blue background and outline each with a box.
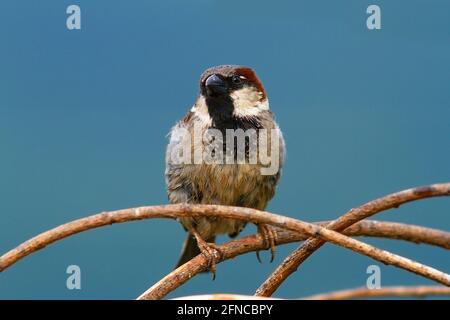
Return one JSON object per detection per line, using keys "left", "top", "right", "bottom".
{"left": 0, "top": 0, "right": 449, "bottom": 299}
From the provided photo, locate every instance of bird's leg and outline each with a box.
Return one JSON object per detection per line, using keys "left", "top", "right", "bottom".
{"left": 190, "top": 229, "right": 223, "bottom": 280}
{"left": 256, "top": 224, "right": 277, "bottom": 263}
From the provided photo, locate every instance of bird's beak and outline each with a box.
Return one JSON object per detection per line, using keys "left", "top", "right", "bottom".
{"left": 205, "top": 74, "right": 228, "bottom": 96}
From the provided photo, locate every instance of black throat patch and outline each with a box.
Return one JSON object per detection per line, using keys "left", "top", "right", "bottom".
{"left": 204, "top": 95, "right": 263, "bottom": 163}
{"left": 204, "top": 95, "right": 262, "bottom": 131}
{"left": 205, "top": 95, "right": 234, "bottom": 129}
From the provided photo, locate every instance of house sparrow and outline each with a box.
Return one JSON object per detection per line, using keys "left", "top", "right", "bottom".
{"left": 166, "top": 65, "right": 285, "bottom": 277}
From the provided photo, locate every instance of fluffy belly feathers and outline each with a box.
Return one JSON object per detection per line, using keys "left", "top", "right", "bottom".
{"left": 177, "top": 162, "right": 275, "bottom": 239}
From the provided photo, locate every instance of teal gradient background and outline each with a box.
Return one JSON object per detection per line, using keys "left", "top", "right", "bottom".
{"left": 0, "top": 0, "right": 449, "bottom": 299}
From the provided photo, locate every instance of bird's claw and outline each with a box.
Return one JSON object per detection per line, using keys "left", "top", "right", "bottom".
{"left": 256, "top": 224, "right": 277, "bottom": 263}
{"left": 197, "top": 240, "right": 223, "bottom": 280}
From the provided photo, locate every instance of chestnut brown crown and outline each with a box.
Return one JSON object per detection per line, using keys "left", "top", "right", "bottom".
{"left": 199, "top": 65, "right": 266, "bottom": 101}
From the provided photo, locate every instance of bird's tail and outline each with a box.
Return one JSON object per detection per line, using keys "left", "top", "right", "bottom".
{"left": 175, "top": 233, "right": 215, "bottom": 269}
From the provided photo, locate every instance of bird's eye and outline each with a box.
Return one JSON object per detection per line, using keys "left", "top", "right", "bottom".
{"left": 231, "top": 75, "right": 243, "bottom": 85}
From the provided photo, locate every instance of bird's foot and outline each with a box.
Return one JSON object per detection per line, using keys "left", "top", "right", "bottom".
{"left": 196, "top": 237, "right": 223, "bottom": 280}
{"left": 256, "top": 224, "right": 277, "bottom": 263}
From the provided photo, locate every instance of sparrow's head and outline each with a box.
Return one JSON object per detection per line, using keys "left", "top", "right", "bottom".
{"left": 193, "top": 65, "right": 269, "bottom": 126}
